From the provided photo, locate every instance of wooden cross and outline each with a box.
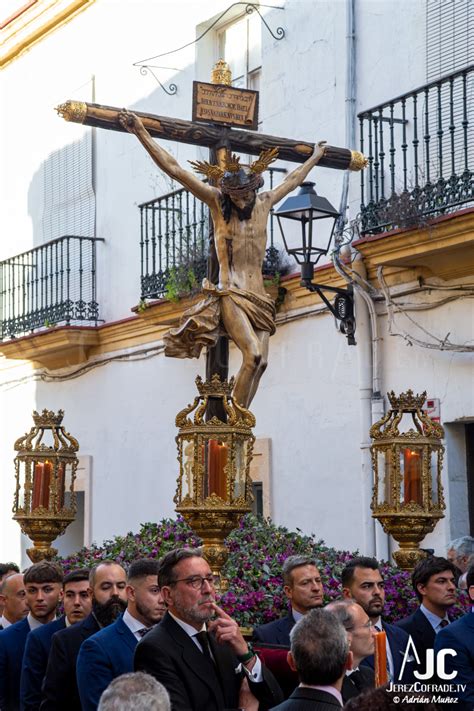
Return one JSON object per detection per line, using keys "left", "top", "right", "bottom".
{"left": 56, "top": 89, "right": 364, "bottom": 416}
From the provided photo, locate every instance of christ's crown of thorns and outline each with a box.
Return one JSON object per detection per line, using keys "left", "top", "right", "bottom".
{"left": 189, "top": 147, "right": 279, "bottom": 181}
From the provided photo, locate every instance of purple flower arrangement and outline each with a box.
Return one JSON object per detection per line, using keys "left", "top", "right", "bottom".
{"left": 56, "top": 514, "right": 468, "bottom": 626}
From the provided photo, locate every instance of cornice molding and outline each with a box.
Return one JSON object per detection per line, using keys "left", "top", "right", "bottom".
{"left": 354, "top": 208, "right": 474, "bottom": 282}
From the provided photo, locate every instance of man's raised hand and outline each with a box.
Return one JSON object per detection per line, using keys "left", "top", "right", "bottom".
{"left": 207, "top": 603, "right": 248, "bottom": 656}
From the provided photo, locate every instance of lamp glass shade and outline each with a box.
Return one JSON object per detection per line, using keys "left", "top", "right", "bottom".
{"left": 274, "top": 182, "right": 340, "bottom": 265}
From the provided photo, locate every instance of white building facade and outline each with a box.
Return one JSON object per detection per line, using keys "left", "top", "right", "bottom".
{"left": 0, "top": 0, "right": 473, "bottom": 567}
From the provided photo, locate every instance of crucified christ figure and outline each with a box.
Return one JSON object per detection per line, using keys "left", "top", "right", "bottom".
{"left": 119, "top": 110, "right": 326, "bottom": 408}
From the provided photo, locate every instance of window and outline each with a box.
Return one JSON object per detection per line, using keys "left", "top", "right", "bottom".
{"left": 217, "top": 11, "right": 261, "bottom": 92}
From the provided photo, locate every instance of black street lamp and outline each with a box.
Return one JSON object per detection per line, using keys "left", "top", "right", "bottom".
{"left": 274, "top": 181, "right": 356, "bottom": 345}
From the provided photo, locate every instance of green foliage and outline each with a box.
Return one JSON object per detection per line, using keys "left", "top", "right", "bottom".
{"left": 165, "top": 265, "right": 200, "bottom": 303}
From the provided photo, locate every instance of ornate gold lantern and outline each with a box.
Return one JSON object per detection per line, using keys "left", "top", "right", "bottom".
{"left": 174, "top": 375, "right": 255, "bottom": 582}
{"left": 13, "top": 409, "right": 79, "bottom": 562}
{"left": 370, "top": 390, "right": 445, "bottom": 570}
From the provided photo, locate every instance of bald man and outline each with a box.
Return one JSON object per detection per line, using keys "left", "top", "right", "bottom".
{"left": 0, "top": 574, "right": 29, "bottom": 630}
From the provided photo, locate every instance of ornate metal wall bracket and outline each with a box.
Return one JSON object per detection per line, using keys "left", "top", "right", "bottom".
{"left": 133, "top": 2, "right": 285, "bottom": 95}
{"left": 301, "top": 274, "right": 356, "bottom": 346}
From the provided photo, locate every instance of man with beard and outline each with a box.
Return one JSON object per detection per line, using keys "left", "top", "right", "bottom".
{"left": 0, "top": 561, "right": 63, "bottom": 711}
{"left": 0, "top": 573, "right": 29, "bottom": 630}
{"left": 134, "top": 547, "right": 283, "bottom": 711}
{"left": 341, "top": 557, "right": 413, "bottom": 683}
{"left": 20, "top": 569, "right": 91, "bottom": 711}
{"left": 40, "top": 561, "right": 127, "bottom": 711}
{"left": 77, "top": 559, "right": 165, "bottom": 711}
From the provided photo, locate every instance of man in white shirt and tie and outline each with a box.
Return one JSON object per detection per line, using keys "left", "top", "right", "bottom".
{"left": 134, "top": 547, "right": 284, "bottom": 711}
{"left": 76, "top": 559, "right": 165, "bottom": 711}
{"left": 342, "top": 557, "right": 413, "bottom": 683}
{"left": 396, "top": 556, "right": 457, "bottom": 670}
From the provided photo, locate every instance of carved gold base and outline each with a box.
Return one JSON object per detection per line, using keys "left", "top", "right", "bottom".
{"left": 372, "top": 511, "right": 443, "bottom": 570}
{"left": 177, "top": 507, "right": 250, "bottom": 589}
{"left": 14, "top": 514, "right": 74, "bottom": 563}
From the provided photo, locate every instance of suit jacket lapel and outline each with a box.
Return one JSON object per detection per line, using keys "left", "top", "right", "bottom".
{"left": 414, "top": 609, "right": 435, "bottom": 648}
{"left": 164, "top": 614, "right": 225, "bottom": 707}
{"left": 116, "top": 616, "right": 138, "bottom": 654}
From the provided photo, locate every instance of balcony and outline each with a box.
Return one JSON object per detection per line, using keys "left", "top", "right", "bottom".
{"left": 359, "top": 65, "right": 474, "bottom": 235}
{"left": 0, "top": 236, "right": 103, "bottom": 341}
{"left": 139, "top": 167, "right": 287, "bottom": 302}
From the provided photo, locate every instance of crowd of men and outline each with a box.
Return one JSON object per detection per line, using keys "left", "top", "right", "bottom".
{"left": 0, "top": 533, "right": 472, "bottom": 711}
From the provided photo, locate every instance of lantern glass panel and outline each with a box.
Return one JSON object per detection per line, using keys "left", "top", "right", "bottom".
{"left": 278, "top": 217, "right": 335, "bottom": 266}
{"left": 17, "top": 466, "right": 26, "bottom": 510}
{"left": 61, "top": 463, "right": 74, "bottom": 511}
{"left": 400, "top": 446, "right": 423, "bottom": 505}
{"left": 181, "top": 439, "right": 196, "bottom": 500}
{"left": 233, "top": 440, "right": 248, "bottom": 500}
{"left": 377, "top": 449, "right": 392, "bottom": 505}
{"left": 205, "top": 439, "right": 229, "bottom": 501}
{"left": 431, "top": 450, "right": 439, "bottom": 505}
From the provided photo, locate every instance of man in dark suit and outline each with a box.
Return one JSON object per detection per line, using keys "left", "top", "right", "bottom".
{"left": 77, "top": 559, "right": 165, "bottom": 711}
{"left": 270, "top": 608, "right": 352, "bottom": 711}
{"left": 325, "top": 599, "right": 375, "bottom": 703}
{"left": 342, "top": 556, "right": 413, "bottom": 683}
{"left": 0, "top": 573, "right": 29, "bottom": 630}
{"left": 253, "top": 555, "right": 324, "bottom": 646}
{"left": 396, "top": 556, "right": 457, "bottom": 670}
{"left": 20, "top": 568, "right": 91, "bottom": 711}
{"left": 40, "top": 561, "right": 127, "bottom": 711}
{"left": 134, "top": 547, "right": 283, "bottom": 711}
{"left": 0, "top": 561, "right": 63, "bottom": 711}
{"left": 434, "top": 563, "right": 474, "bottom": 708}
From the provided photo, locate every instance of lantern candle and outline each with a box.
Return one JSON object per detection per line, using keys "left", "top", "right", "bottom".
{"left": 403, "top": 448, "right": 422, "bottom": 504}
{"left": 207, "top": 440, "right": 228, "bottom": 499}
{"left": 374, "top": 630, "right": 388, "bottom": 686}
{"left": 32, "top": 461, "right": 52, "bottom": 510}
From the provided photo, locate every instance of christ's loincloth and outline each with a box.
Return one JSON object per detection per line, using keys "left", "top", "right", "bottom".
{"left": 163, "top": 279, "right": 276, "bottom": 359}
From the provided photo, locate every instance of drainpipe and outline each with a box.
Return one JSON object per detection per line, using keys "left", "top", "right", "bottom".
{"left": 334, "top": 0, "right": 390, "bottom": 560}
{"left": 351, "top": 256, "right": 389, "bottom": 561}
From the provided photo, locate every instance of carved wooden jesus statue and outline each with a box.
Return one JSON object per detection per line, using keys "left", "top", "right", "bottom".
{"left": 119, "top": 110, "right": 326, "bottom": 407}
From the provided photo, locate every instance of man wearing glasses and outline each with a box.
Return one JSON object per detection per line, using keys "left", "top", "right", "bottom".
{"left": 325, "top": 599, "right": 376, "bottom": 702}
{"left": 134, "top": 547, "right": 283, "bottom": 711}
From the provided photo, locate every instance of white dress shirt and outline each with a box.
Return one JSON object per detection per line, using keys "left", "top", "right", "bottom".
{"left": 168, "top": 611, "right": 263, "bottom": 681}
{"left": 123, "top": 608, "right": 152, "bottom": 641}
{"left": 420, "top": 604, "right": 450, "bottom": 633}
{"left": 0, "top": 615, "right": 12, "bottom": 629}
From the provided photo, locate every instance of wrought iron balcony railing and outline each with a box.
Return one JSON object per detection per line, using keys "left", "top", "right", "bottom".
{"left": 0, "top": 236, "right": 103, "bottom": 341}
{"left": 359, "top": 64, "right": 474, "bottom": 234}
{"left": 139, "top": 167, "right": 286, "bottom": 301}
